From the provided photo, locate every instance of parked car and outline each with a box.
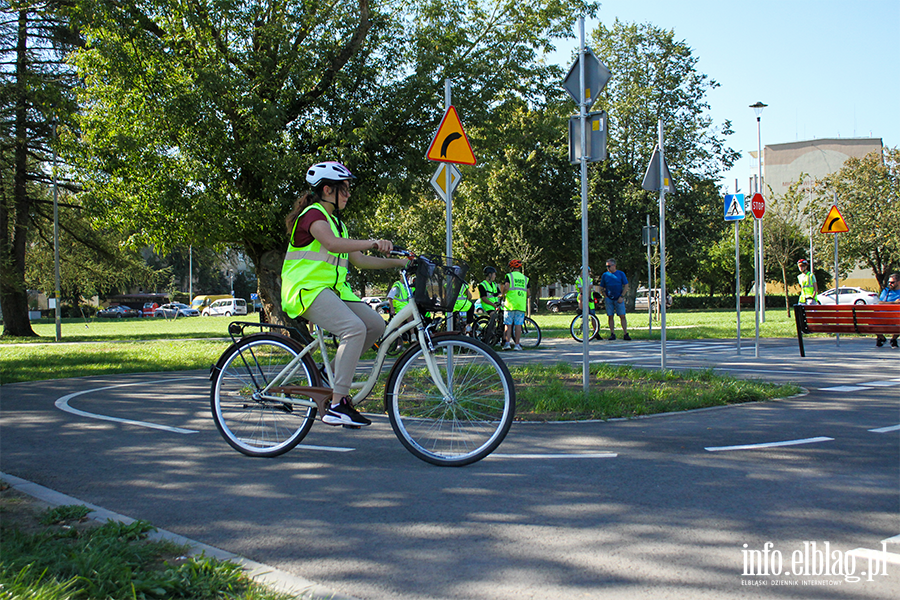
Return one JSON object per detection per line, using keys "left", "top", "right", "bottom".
{"left": 361, "top": 296, "right": 383, "bottom": 308}
{"left": 142, "top": 302, "right": 160, "bottom": 317}
{"left": 546, "top": 291, "right": 580, "bottom": 313}
{"left": 635, "top": 288, "right": 673, "bottom": 309}
{"left": 202, "top": 298, "right": 248, "bottom": 317}
{"left": 817, "top": 287, "right": 879, "bottom": 305}
{"left": 97, "top": 305, "right": 141, "bottom": 319}
{"left": 154, "top": 302, "right": 200, "bottom": 318}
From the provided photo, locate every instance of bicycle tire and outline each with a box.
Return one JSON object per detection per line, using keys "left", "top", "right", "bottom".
{"left": 210, "top": 333, "right": 320, "bottom": 457}
{"left": 385, "top": 334, "right": 515, "bottom": 466}
{"left": 570, "top": 313, "right": 600, "bottom": 342}
{"left": 519, "top": 316, "right": 542, "bottom": 349}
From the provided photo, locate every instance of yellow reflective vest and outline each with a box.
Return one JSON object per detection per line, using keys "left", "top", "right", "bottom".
{"left": 391, "top": 280, "right": 411, "bottom": 313}
{"left": 480, "top": 279, "right": 500, "bottom": 310}
{"left": 281, "top": 204, "right": 359, "bottom": 317}
{"left": 503, "top": 271, "right": 528, "bottom": 312}
{"left": 576, "top": 276, "right": 596, "bottom": 309}
{"left": 798, "top": 272, "right": 817, "bottom": 303}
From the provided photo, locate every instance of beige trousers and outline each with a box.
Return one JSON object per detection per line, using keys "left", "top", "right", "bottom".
{"left": 302, "top": 288, "right": 385, "bottom": 396}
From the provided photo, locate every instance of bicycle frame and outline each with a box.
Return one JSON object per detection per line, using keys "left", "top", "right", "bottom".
{"left": 255, "top": 271, "right": 453, "bottom": 410}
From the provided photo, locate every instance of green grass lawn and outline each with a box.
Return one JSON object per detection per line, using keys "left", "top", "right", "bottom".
{"left": 0, "top": 308, "right": 815, "bottom": 385}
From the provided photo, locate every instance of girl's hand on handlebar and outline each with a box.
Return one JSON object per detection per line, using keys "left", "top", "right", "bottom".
{"left": 368, "top": 239, "right": 394, "bottom": 255}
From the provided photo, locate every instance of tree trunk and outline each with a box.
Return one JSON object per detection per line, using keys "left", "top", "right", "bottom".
{"left": 1, "top": 9, "right": 37, "bottom": 338}
{"left": 781, "top": 265, "right": 791, "bottom": 317}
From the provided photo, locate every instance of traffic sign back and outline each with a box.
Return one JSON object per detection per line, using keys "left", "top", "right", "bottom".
{"left": 563, "top": 47, "right": 611, "bottom": 107}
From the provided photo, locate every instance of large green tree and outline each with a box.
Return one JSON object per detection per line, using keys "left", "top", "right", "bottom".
{"left": 69, "top": 0, "right": 596, "bottom": 323}
{"left": 810, "top": 147, "right": 899, "bottom": 289}
{"left": 587, "top": 20, "right": 739, "bottom": 298}
{"left": 1, "top": 0, "right": 80, "bottom": 336}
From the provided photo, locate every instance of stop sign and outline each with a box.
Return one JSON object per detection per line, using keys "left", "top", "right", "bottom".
{"left": 751, "top": 193, "right": 766, "bottom": 219}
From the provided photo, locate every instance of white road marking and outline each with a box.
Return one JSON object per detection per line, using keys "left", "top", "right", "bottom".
{"left": 55, "top": 378, "right": 202, "bottom": 434}
{"left": 869, "top": 424, "right": 900, "bottom": 433}
{"left": 819, "top": 385, "right": 870, "bottom": 392}
{"left": 705, "top": 436, "right": 833, "bottom": 452}
{"left": 490, "top": 453, "right": 617, "bottom": 459}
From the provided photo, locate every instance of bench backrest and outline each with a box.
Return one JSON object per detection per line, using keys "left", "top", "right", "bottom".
{"left": 796, "top": 304, "right": 900, "bottom": 335}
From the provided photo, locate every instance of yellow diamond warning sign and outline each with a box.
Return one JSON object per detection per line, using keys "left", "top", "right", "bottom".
{"left": 820, "top": 205, "right": 849, "bottom": 234}
{"left": 426, "top": 106, "right": 476, "bottom": 165}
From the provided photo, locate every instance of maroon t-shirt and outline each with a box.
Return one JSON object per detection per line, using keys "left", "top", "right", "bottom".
{"left": 291, "top": 207, "right": 329, "bottom": 247}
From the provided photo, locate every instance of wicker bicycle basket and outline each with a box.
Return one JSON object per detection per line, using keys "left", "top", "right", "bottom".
{"left": 413, "top": 255, "right": 468, "bottom": 313}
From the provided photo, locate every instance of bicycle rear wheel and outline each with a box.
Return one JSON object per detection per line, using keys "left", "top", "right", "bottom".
{"left": 519, "top": 316, "right": 542, "bottom": 348}
{"left": 570, "top": 314, "right": 600, "bottom": 342}
{"left": 385, "top": 334, "right": 515, "bottom": 466}
{"left": 211, "top": 333, "right": 320, "bottom": 457}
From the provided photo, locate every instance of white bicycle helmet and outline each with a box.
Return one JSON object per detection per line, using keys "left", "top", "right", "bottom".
{"left": 306, "top": 161, "right": 355, "bottom": 187}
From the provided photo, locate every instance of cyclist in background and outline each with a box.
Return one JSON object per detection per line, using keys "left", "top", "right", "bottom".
{"left": 477, "top": 266, "right": 501, "bottom": 315}
{"left": 576, "top": 267, "right": 596, "bottom": 315}
{"left": 281, "top": 161, "right": 409, "bottom": 427}
{"left": 501, "top": 259, "right": 529, "bottom": 351}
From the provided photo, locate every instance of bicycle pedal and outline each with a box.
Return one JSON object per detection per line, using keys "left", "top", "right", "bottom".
{"left": 342, "top": 424, "right": 362, "bottom": 430}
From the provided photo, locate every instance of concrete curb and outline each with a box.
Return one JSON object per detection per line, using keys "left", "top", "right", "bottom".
{"left": 0, "top": 471, "right": 361, "bottom": 600}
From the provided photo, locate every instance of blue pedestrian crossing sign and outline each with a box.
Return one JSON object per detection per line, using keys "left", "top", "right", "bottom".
{"left": 724, "top": 194, "right": 745, "bottom": 221}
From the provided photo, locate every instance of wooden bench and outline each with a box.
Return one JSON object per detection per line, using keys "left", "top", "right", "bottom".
{"left": 794, "top": 304, "right": 900, "bottom": 356}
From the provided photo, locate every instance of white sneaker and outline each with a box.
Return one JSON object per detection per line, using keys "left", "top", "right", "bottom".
{"left": 502, "top": 342, "right": 512, "bottom": 350}
{"left": 513, "top": 344, "right": 523, "bottom": 351}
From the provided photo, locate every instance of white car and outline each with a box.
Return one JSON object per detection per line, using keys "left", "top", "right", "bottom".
{"left": 202, "top": 298, "right": 247, "bottom": 317}
{"left": 635, "top": 288, "right": 672, "bottom": 309}
{"left": 361, "top": 296, "right": 383, "bottom": 307}
{"left": 816, "top": 287, "right": 879, "bottom": 305}
{"left": 154, "top": 302, "right": 200, "bottom": 318}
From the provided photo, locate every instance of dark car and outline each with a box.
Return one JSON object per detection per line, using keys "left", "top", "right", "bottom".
{"left": 97, "top": 305, "right": 141, "bottom": 319}
{"left": 546, "top": 291, "right": 580, "bottom": 313}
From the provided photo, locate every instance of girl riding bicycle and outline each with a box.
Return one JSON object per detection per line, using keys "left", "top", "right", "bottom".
{"left": 281, "top": 161, "right": 409, "bottom": 427}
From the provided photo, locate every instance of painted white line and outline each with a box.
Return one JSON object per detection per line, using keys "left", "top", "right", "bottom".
{"left": 490, "top": 453, "right": 618, "bottom": 459}
{"left": 819, "top": 385, "right": 869, "bottom": 392}
{"left": 705, "top": 436, "right": 833, "bottom": 452}
{"left": 883, "top": 534, "right": 900, "bottom": 545}
{"left": 869, "top": 424, "right": 900, "bottom": 433}
{"left": 55, "top": 378, "right": 202, "bottom": 434}
{"left": 860, "top": 380, "right": 900, "bottom": 387}
{"left": 296, "top": 444, "right": 355, "bottom": 453}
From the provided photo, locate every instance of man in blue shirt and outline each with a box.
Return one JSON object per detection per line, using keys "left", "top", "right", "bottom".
{"left": 599, "top": 258, "right": 631, "bottom": 341}
{"left": 875, "top": 273, "right": 900, "bottom": 348}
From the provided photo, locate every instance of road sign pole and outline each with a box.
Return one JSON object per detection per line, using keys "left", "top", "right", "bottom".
{"left": 735, "top": 220, "right": 741, "bottom": 355}
{"left": 577, "top": 17, "right": 591, "bottom": 394}
{"left": 444, "top": 80, "right": 454, "bottom": 333}
{"left": 647, "top": 215, "right": 652, "bottom": 332}
{"left": 658, "top": 121, "right": 667, "bottom": 370}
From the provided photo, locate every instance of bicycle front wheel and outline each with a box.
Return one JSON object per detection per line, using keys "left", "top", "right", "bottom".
{"left": 519, "top": 317, "right": 542, "bottom": 348}
{"left": 385, "top": 334, "right": 515, "bottom": 466}
{"left": 570, "top": 314, "right": 600, "bottom": 342}
{"left": 211, "top": 334, "right": 320, "bottom": 457}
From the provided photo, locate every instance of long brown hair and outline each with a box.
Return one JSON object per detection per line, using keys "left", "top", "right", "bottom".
{"left": 285, "top": 191, "right": 315, "bottom": 236}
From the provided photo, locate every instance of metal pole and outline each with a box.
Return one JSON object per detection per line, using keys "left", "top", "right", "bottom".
{"left": 647, "top": 214, "right": 652, "bottom": 332}
{"left": 757, "top": 114, "right": 766, "bottom": 323}
{"left": 188, "top": 245, "right": 193, "bottom": 302}
{"left": 444, "top": 79, "right": 454, "bottom": 333}
{"left": 52, "top": 121, "right": 61, "bottom": 341}
{"left": 658, "top": 120, "right": 667, "bottom": 370}
{"left": 578, "top": 17, "right": 590, "bottom": 394}
{"left": 735, "top": 178, "right": 741, "bottom": 355}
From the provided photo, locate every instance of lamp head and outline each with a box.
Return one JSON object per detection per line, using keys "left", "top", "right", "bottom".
{"left": 750, "top": 101, "right": 767, "bottom": 118}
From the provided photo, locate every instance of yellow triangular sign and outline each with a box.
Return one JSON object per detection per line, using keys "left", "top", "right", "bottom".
{"left": 426, "top": 106, "right": 476, "bottom": 165}
{"left": 820, "top": 205, "right": 849, "bottom": 233}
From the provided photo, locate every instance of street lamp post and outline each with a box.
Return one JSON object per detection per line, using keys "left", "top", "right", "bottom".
{"left": 751, "top": 102, "right": 767, "bottom": 328}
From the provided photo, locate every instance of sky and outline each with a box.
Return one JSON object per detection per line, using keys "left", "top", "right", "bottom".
{"left": 549, "top": 0, "right": 900, "bottom": 194}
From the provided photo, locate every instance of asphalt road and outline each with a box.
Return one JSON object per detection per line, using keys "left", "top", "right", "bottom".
{"left": 1, "top": 335, "right": 898, "bottom": 600}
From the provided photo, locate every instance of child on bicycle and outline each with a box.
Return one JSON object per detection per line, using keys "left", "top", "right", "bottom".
{"left": 281, "top": 161, "right": 409, "bottom": 427}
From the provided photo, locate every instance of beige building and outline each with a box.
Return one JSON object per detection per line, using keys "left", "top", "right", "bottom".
{"left": 750, "top": 137, "right": 883, "bottom": 291}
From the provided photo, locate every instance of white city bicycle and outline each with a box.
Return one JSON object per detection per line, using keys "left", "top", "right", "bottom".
{"left": 209, "top": 254, "right": 516, "bottom": 466}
